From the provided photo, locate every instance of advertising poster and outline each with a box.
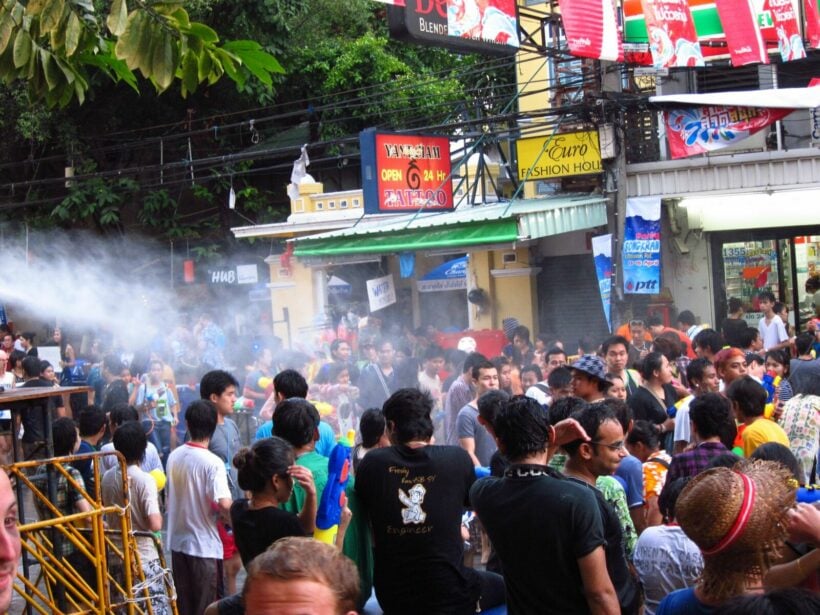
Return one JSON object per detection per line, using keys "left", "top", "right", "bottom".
{"left": 713, "top": 0, "right": 769, "bottom": 65}
{"left": 557, "top": 0, "right": 623, "bottom": 61}
{"left": 623, "top": 197, "right": 661, "bottom": 295}
{"left": 639, "top": 0, "right": 704, "bottom": 67}
{"left": 367, "top": 275, "right": 397, "bottom": 312}
{"left": 447, "top": 0, "right": 519, "bottom": 46}
{"left": 805, "top": 0, "right": 820, "bottom": 49}
{"left": 665, "top": 105, "right": 793, "bottom": 159}
{"left": 591, "top": 234, "right": 613, "bottom": 332}
{"left": 765, "top": 0, "right": 807, "bottom": 61}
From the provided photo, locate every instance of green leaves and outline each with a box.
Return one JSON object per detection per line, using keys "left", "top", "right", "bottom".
{"left": 223, "top": 40, "right": 284, "bottom": 87}
{"left": 106, "top": 0, "right": 127, "bottom": 37}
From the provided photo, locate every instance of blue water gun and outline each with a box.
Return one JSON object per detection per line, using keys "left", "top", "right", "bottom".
{"left": 797, "top": 485, "right": 820, "bottom": 504}
{"left": 315, "top": 429, "right": 354, "bottom": 545}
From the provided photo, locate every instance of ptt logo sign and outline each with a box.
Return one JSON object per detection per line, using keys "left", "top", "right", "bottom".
{"left": 625, "top": 279, "right": 659, "bottom": 292}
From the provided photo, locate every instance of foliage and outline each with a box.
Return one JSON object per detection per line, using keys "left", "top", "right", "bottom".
{"left": 51, "top": 160, "right": 138, "bottom": 228}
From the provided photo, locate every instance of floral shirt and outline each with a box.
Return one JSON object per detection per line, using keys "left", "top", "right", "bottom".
{"left": 597, "top": 475, "right": 638, "bottom": 559}
{"left": 779, "top": 394, "right": 820, "bottom": 484}
{"left": 644, "top": 451, "right": 672, "bottom": 501}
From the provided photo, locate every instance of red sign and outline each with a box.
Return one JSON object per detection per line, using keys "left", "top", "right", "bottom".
{"left": 714, "top": 0, "right": 768, "bottom": 65}
{"left": 665, "top": 105, "right": 792, "bottom": 159}
{"left": 362, "top": 133, "right": 453, "bottom": 213}
{"left": 805, "top": 0, "right": 820, "bottom": 49}
{"left": 557, "top": 0, "right": 623, "bottom": 61}
{"left": 639, "top": 0, "right": 704, "bottom": 67}
{"left": 765, "top": 0, "right": 807, "bottom": 60}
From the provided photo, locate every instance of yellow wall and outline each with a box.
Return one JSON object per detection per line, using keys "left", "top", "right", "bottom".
{"left": 268, "top": 256, "right": 317, "bottom": 345}
{"left": 469, "top": 247, "right": 538, "bottom": 333}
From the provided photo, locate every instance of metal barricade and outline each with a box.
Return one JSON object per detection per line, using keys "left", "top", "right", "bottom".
{"left": 7, "top": 450, "right": 177, "bottom": 615}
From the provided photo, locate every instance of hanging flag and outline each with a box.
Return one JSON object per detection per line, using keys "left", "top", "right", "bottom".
{"left": 591, "top": 234, "right": 613, "bottom": 332}
{"left": 557, "top": 0, "right": 623, "bottom": 61}
{"left": 664, "top": 105, "right": 794, "bottom": 159}
{"left": 713, "top": 0, "right": 768, "bottom": 65}
{"left": 765, "top": 0, "right": 807, "bottom": 61}
{"left": 623, "top": 198, "right": 661, "bottom": 295}
{"left": 805, "top": 0, "right": 820, "bottom": 49}
{"left": 639, "top": 0, "right": 704, "bottom": 67}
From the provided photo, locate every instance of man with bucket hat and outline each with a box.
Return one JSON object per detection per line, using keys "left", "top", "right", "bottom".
{"left": 571, "top": 355, "right": 613, "bottom": 404}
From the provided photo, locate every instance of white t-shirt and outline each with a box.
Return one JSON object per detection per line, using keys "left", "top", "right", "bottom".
{"left": 99, "top": 441, "right": 163, "bottom": 475}
{"left": 101, "top": 464, "right": 161, "bottom": 563}
{"left": 525, "top": 383, "right": 550, "bottom": 406}
{"left": 673, "top": 396, "right": 693, "bottom": 444}
{"left": 166, "top": 443, "right": 231, "bottom": 559}
{"left": 633, "top": 524, "right": 703, "bottom": 615}
{"left": 758, "top": 314, "right": 788, "bottom": 350}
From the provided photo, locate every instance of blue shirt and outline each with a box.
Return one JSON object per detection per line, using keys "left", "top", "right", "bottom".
{"left": 255, "top": 419, "right": 335, "bottom": 457}
{"left": 616, "top": 454, "right": 645, "bottom": 508}
{"left": 656, "top": 587, "right": 715, "bottom": 615}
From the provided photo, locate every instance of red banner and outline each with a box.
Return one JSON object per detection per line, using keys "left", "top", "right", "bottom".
{"left": 665, "top": 106, "right": 792, "bottom": 159}
{"left": 806, "top": 0, "right": 820, "bottom": 49}
{"left": 714, "top": 0, "right": 768, "bottom": 65}
{"left": 639, "top": 0, "right": 703, "bottom": 67}
{"left": 763, "top": 0, "right": 806, "bottom": 60}
{"left": 557, "top": 0, "right": 623, "bottom": 61}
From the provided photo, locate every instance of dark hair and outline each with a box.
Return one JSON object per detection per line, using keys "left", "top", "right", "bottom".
{"left": 476, "top": 389, "right": 510, "bottom": 430}
{"left": 186, "top": 399, "right": 218, "bottom": 441}
{"left": 727, "top": 297, "right": 743, "bottom": 315}
{"left": 750, "top": 443, "right": 802, "bottom": 483}
{"left": 102, "top": 380, "right": 131, "bottom": 414}
{"left": 646, "top": 314, "right": 664, "bottom": 328}
{"left": 601, "top": 335, "right": 629, "bottom": 356}
{"left": 109, "top": 403, "right": 139, "bottom": 427}
{"left": 706, "top": 452, "right": 743, "bottom": 470}
{"left": 689, "top": 393, "right": 732, "bottom": 440}
{"left": 686, "top": 358, "right": 713, "bottom": 384}
{"left": 654, "top": 332, "right": 682, "bottom": 361}
{"left": 20, "top": 331, "right": 35, "bottom": 343}
{"left": 490, "top": 355, "right": 510, "bottom": 374}
{"left": 272, "top": 398, "right": 320, "bottom": 448}
{"left": 8, "top": 349, "right": 25, "bottom": 370}
{"left": 521, "top": 364, "right": 543, "bottom": 381}
{"left": 102, "top": 354, "right": 124, "bottom": 375}
{"left": 78, "top": 405, "right": 106, "bottom": 438}
{"left": 471, "top": 359, "right": 496, "bottom": 381}
{"left": 773, "top": 301, "right": 787, "bottom": 316}
{"left": 39, "top": 360, "right": 53, "bottom": 375}
{"left": 462, "top": 352, "right": 488, "bottom": 375}
{"left": 512, "top": 325, "right": 530, "bottom": 343}
{"left": 423, "top": 345, "right": 445, "bottom": 361}
{"left": 694, "top": 329, "right": 725, "bottom": 354}
{"left": 359, "top": 409, "right": 386, "bottom": 448}
{"left": 758, "top": 290, "right": 776, "bottom": 304}
{"left": 273, "top": 369, "right": 308, "bottom": 399}
{"left": 639, "top": 351, "right": 666, "bottom": 381}
{"left": 447, "top": 349, "right": 467, "bottom": 371}
{"left": 626, "top": 419, "right": 659, "bottom": 450}
{"left": 233, "top": 436, "right": 294, "bottom": 493}
{"left": 382, "top": 388, "right": 434, "bottom": 444}
{"left": 577, "top": 335, "right": 596, "bottom": 354}
{"left": 52, "top": 417, "right": 78, "bottom": 457}
{"left": 547, "top": 396, "right": 589, "bottom": 426}
{"left": 200, "top": 369, "right": 239, "bottom": 400}
{"left": 716, "top": 588, "right": 820, "bottom": 615}
{"left": 659, "top": 477, "right": 691, "bottom": 522}
{"left": 564, "top": 405, "right": 619, "bottom": 457}
{"left": 493, "top": 396, "right": 550, "bottom": 462}
{"left": 795, "top": 332, "right": 814, "bottom": 356}
{"left": 677, "top": 310, "right": 696, "bottom": 326}
{"left": 328, "top": 362, "right": 350, "bottom": 384}
{"left": 22, "top": 355, "right": 41, "bottom": 378}
{"left": 546, "top": 346, "right": 567, "bottom": 361}
{"left": 746, "top": 353, "right": 764, "bottom": 367}
{"left": 764, "top": 349, "right": 789, "bottom": 377}
{"left": 547, "top": 366, "right": 572, "bottom": 389}
{"left": 726, "top": 376, "right": 767, "bottom": 418}
{"left": 112, "top": 421, "right": 147, "bottom": 465}
{"left": 597, "top": 397, "right": 632, "bottom": 435}
{"left": 738, "top": 327, "right": 760, "bottom": 350}
{"left": 329, "top": 339, "right": 348, "bottom": 358}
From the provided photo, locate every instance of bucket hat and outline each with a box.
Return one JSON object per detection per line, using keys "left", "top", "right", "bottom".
{"left": 570, "top": 355, "right": 612, "bottom": 387}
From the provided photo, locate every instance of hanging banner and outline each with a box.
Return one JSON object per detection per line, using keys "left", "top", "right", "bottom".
{"left": 714, "top": 0, "right": 768, "bottom": 65}
{"left": 665, "top": 105, "right": 793, "bottom": 159}
{"left": 765, "top": 0, "right": 807, "bottom": 61}
{"left": 591, "top": 234, "right": 613, "bottom": 332}
{"left": 373, "top": 0, "right": 405, "bottom": 4}
{"left": 447, "top": 0, "right": 519, "bottom": 46}
{"left": 557, "top": 0, "right": 623, "bottom": 61}
{"left": 639, "top": 0, "right": 704, "bottom": 67}
{"left": 623, "top": 197, "right": 661, "bottom": 295}
{"left": 367, "top": 274, "right": 397, "bottom": 312}
{"left": 805, "top": 0, "right": 820, "bottom": 49}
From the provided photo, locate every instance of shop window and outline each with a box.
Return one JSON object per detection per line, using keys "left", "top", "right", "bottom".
{"left": 353, "top": 198, "right": 361, "bottom": 208}
{"left": 340, "top": 200, "right": 348, "bottom": 209}
{"left": 328, "top": 201, "right": 336, "bottom": 209}
{"left": 316, "top": 201, "right": 324, "bottom": 210}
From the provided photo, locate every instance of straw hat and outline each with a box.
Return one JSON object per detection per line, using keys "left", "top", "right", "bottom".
{"left": 676, "top": 460, "right": 796, "bottom": 601}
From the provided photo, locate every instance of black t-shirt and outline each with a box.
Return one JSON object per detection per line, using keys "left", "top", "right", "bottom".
{"left": 627, "top": 385, "right": 676, "bottom": 425}
{"left": 567, "top": 477, "right": 640, "bottom": 614}
{"left": 471, "top": 465, "right": 605, "bottom": 614}
{"left": 230, "top": 499, "right": 305, "bottom": 568}
{"left": 721, "top": 317, "right": 748, "bottom": 348}
{"left": 14, "top": 379, "right": 57, "bottom": 443}
{"left": 355, "top": 444, "right": 480, "bottom": 615}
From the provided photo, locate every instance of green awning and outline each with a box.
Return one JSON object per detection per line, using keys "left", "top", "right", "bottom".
{"left": 294, "top": 220, "right": 519, "bottom": 257}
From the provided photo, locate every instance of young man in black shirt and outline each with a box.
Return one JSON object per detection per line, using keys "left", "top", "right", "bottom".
{"left": 355, "top": 388, "right": 504, "bottom": 615}
{"left": 471, "top": 396, "right": 619, "bottom": 615}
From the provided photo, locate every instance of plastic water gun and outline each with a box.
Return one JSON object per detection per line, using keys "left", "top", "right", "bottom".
{"left": 762, "top": 371, "right": 781, "bottom": 419}
{"left": 257, "top": 376, "right": 274, "bottom": 396}
{"left": 314, "top": 429, "right": 354, "bottom": 545}
{"left": 233, "top": 396, "right": 255, "bottom": 412}
{"left": 797, "top": 485, "right": 820, "bottom": 504}
{"left": 475, "top": 466, "right": 491, "bottom": 479}
{"left": 313, "top": 400, "right": 334, "bottom": 418}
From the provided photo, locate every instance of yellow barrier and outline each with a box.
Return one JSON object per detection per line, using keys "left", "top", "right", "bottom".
{"left": 6, "top": 450, "right": 177, "bottom": 615}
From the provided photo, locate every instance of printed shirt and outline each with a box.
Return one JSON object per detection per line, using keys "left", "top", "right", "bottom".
{"left": 643, "top": 451, "right": 672, "bottom": 500}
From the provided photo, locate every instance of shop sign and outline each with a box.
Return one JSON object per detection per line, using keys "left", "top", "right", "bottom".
{"left": 386, "top": 1, "right": 519, "bottom": 57}
{"left": 360, "top": 129, "right": 453, "bottom": 214}
{"left": 557, "top": 0, "right": 623, "bottom": 61}
{"left": 766, "top": 0, "right": 806, "bottom": 61}
{"left": 811, "top": 107, "right": 820, "bottom": 146}
{"left": 664, "top": 105, "right": 793, "bottom": 159}
{"left": 207, "top": 264, "right": 259, "bottom": 285}
{"left": 367, "top": 274, "right": 397, "bottom": 312}
{"left": 639, "top": 0, "right": 704, "bottom": 67}
{"left": 516, "top": 131, "right": 602, "bottom": 181}
{"left": 623, "top": 197, "right": 662, "bottom": 295}
{"left": 591, "top": 234, "right": 613, "bottom": 332}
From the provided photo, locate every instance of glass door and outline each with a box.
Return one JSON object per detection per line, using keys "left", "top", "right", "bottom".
{"left": 721, "top": 240, "right": 780, "bottom": 329}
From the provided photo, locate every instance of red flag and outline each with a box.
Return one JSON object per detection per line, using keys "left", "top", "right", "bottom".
{"left": 558, "top": 0, "right": 623, "bottom": 61}
{"left": 713, "top": 0, "right": 768, "bottom": 66}
{"left": 766, "top": 0, "right": 807, "bottom": 60}
{"left": 803, "top": 0, "right": 820, "bottom": 49}
{"left": 639, "top": 0, "right": 704, "bottom": 68}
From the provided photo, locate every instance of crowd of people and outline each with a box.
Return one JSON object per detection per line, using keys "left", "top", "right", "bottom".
{"left": 2, "top": 287, "right": 820, "bottom": 615}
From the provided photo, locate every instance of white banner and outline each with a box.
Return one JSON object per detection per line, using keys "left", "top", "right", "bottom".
{"left": 367, "top": 274, "right": 397, "bottom": 312}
